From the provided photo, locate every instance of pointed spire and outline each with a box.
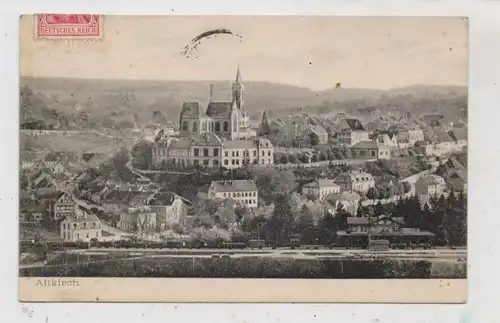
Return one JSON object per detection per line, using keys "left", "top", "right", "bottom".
{"left": 235, "top": 64, "right": 242, "bottom": 83}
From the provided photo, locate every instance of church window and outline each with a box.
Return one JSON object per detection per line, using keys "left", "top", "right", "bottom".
{"left": 215, "top": 121, "right": 221, "bottom": 132}
{"left": 223, "top": 121, "right": 229, "bottom": 132}
{"left": 202, "top": 121, "right": 207, "bottom": 131}
{"left": 192, "top": 121, "right": 198, "bottom": 132}
{"left": 182, "top": 121, "right": 188, "bottom": 131}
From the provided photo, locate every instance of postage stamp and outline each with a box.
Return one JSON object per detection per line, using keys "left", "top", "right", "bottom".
{"left": 18, "top": 15, "right": 468, "bottom": 303}
{"left": 33, "top": 14, "right": 101, "bottom": 39}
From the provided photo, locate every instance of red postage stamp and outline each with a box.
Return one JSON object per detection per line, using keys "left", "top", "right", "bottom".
{"left": 34, "top": 14, "right": 101, "bottom": 39}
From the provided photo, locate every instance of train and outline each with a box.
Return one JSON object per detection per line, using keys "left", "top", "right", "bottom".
{"left": 19, "top": 236, "right": 436, "bottom": 253}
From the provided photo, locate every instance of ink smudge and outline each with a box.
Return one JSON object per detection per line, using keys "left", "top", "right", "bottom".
{"left": 182, "top": 28, "right": 242, "bottom": 58}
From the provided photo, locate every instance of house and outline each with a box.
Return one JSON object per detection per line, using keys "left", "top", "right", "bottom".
{"left": 337, "top": 215, "right": 435, "bottom": 244}
{"left": 208, "top": 180, "right": 259, "bottom": 208}
{"left": 19, "top": 199, "right": 45, "bottom": 225}
{"left": 81, "top": 152, "right": 108, "bottom": 169}
{"left": 350, "top": 140, "right": 391, "bottom": 160}
{"left": 415, "top": 175, "right": 446, "bottom": 197}
{"left": 153, "top": 139, "right": 189, "bottom": 167}
{"left": 90, "top": 185, "right": 110, "bottom": 204}
{"left": 335, "top": 118, "right": 370, "bottom": 146}
{"left": 448, "top": 128, "right": 468, "bottom": 148}
{"left": 118, "top": 207, "right": 157, "bottom": 233}
{"left": 60, "top": 206, "right": 102, "bottom": 242}
{"left": 325, "top": 191, "right": 362, "bottom": 216}
{"left": 222, "top": 137, "right": 274, "bottom": 169}
{"left": 148, "top": 192, "right": 188, "bottom": 229}
{"left": 308, "top": 125, "right": 329, "bottom": 145}
{"left": 397, "top": 128, "right": 424, "bottom": 146}
{"left": 44, "top": 150, "right": 81, "bottom": 167}
{"left": 50, "top": 161, "right": 67, "bottom": 174}
{"left": 302, "top": 179, "right": 341, "bottom": 200}
{"left": 102, "top": 189, "right": 142, "bottom": 214}
{"left": 425, "top": 127, "right": 460, "bottom": 156}
{"left": 376, "top": 133, "right": 398, "bottom": 149}
{"left": 129, "top": 192, "right": 155, "bottom": 208}
{"left": 334, "top": 170, "right": 375, "bottom": 194}
{"left": 53, "top": 192, "right": 77, "bottom": 221}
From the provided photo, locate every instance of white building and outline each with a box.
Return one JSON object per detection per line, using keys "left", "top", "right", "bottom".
{"left": 60, "top": 206, "right": 102, "bottom": 242}
{"left": 302, "top": 179, "right": 341, "bottom": 200}
{"left": 208, "top": 180, "right": 259, "bottom": 208}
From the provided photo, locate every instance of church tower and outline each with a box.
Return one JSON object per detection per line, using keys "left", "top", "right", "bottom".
{"left": 232, "top": 65, "right": 244, "bottom": 111}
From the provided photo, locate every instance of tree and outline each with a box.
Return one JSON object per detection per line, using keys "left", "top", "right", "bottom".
{"left": 279, "top": 154, "right": 289, "bottom": 164}
{"left": 266, "top": 194, "right": 294, "bottom": 246}
{"left": 402, "top": 181, "right": 412, "bottom": 194}
{"left": 318, "top": 151, "right": 327, "bottom": 162}
{"left": 374, "top": 201, "right": 385, "bottom": 216}
{"left": 131, "top": 140, "right": 153, "bottom": 170}
{"left": 356, "top": 201, "right": 365, "bottom": 217}
{"left": 258, "top": 111, "right": 271, "bottom": 136}
{"left": 288, "top": 154, "right": 298, "bottom": 164}
{"left": 248, "top": 167, "right": 297, "bottom": 204}
{"left": 366, "top": 187, "right": 379, "bottom": 201}
{"left": 311, "top": 154, "right": 318, "bottom": 163}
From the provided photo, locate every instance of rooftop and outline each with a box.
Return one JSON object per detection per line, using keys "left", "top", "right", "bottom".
{"left": 210, "top": 180, "right": 258, "bottom": 193}
{"left": 303, "top": 179, "right": 340, "bottom": 189}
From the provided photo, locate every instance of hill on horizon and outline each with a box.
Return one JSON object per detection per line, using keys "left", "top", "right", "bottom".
{"left": 20, "top": 76, "right": 467, "bottom": 130}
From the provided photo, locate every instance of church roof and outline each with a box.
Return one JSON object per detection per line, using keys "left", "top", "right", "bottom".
{"left": 205, "top": 101, "right": 234, "bottom": 118}
{"left": 180, "top": 102, "right": 202, "bottom": 119}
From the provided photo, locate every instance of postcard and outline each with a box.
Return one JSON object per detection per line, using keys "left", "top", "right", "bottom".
{"left": 18, "top": 14, "right": 468, "bottom": 302}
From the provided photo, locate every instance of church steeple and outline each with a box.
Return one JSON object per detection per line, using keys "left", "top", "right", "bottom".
{"left": 232, "top": 65, "right": 244, "bottom": 111}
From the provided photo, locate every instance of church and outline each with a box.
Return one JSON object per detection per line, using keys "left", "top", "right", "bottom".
{"left": 178, "top": 66, "right": 252, "bottom": 140}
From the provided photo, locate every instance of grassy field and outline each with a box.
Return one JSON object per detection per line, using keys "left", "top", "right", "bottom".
{"left": 20, "top": 132, "right": 128, "bottom": 156}
{"left": 20, "top": 254, "right": 466, "bottom": 278}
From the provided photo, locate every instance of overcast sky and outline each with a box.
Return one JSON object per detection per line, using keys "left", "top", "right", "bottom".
{"left": 20, "top": 15, "right": 468, "bottom": 91}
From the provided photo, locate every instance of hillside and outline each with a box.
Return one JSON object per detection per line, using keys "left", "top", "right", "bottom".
{"left": 20, "top": 77, "right": 467, "bottom": 131}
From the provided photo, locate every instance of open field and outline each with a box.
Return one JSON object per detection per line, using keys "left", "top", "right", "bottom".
{"left": 20, "top": 131, "right": 129, "bottom": 156}
{"left": 19, "top": 250, "right": 466, "bottom": 278}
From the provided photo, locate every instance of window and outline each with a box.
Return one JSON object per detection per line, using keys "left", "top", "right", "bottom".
{"left": 223, "top": 121, "right": 229, "bottom": 132}
{"left": 203, "top": 148, "right": 209, "bottom": 157}
{"left": 213, "top": 148, "right": 219, "bottom": 157}
{"left": 203, "top": 159, "right": 209, "bottom": 166}
{"left": 253, "top": 151, "right": 256, "bottom": 157}
{"left": 225, "top": 151, "right": 228, "bottom": 157}
{"left": 182, "top": 121, "right": 188, "bottom": 131}
{"left": 253, "top": 192, "right": 256, "bottom": 197}
{"left": 237, "top": 193, "right": 240, "bottom": 197}
{"left": 236, "top": 160, "right": 240, "bottom": 165}
{"left": 261, "top": 151, "right": 264, "bottom": 156}
{"left": 224, "top": 160, "right": 229, "bottom": 165}
{"left": 215, "top": 121, "right": 221, "bottom": 132}
{"left": 213, "top": 160, "right": 219, "bottom": 166}
{"left": 371, "top": 150, "right": 376, "bottom": 157}
{"left": 233, "top": 193, "right": 236, "bottom": 197}
{"left": 192, "top": 122, "right": 198, "bottom": 132}
{"left": 232, "top": 160, "right": 235, "bottom": 165}
{"left": 194, "top": 148, "right": 199, "bottom": 157}
{"left": 232, "top": 151, "right": 235, "bottom": 157}
{"left": 268, "top": 151, "right": 271, "bottom": 156}
{"left": 235, "top": 151, "right": 239, "bottom": 157}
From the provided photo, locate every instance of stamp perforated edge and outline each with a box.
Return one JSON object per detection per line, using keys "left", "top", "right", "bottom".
{"left": 31, "top": 14, "right": 104, "bottom": 42}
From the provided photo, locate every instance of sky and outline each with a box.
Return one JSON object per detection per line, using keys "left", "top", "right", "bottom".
{"left": 20, "top": 15, "right": 468, "bottom": 91}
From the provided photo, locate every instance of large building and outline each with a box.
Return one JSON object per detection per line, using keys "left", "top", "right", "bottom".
{"left": 178, "top": 67, "right": 251, "bottom": 140}
{"left": 208, "top": 180, "right": 259, "bottom": 208}
{"left": 302, "top": 179, "right": 341, "bottom": 200}
{"left": 334, "top": 170, "right": 375, "bottom": 194}
{"left": 336, "top": 119, "right": 370, "bottom": 146}
{"left": 60, "top": 206, "right": 102, "bottom": 242}
{"left": 153, "top": 134, "right": 274, "bottom": 169}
